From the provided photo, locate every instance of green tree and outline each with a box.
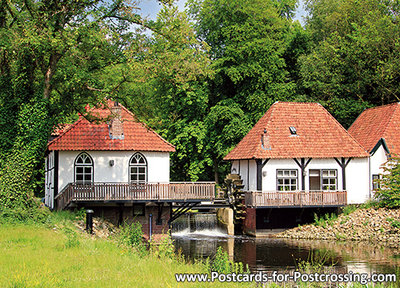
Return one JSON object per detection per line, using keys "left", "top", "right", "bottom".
{"left": 188, "top": 0, "right": 298, "bottom": 121}
{"left": 375, "top": 157, "right": 400, "bottom": 209}
{"left": 0, "top": 0, "right": 169, "bottom": 211}
{"left": 108, "top": 4, "right": 213, "bottom": 181}
{"left": 184, "top": 0, "right": 302, "bottom": 181}
{"left": 299, "top": 0, "right": 400, "bottom": 127}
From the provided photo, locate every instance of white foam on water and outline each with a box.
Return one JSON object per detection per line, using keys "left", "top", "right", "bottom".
{"left": 172, "top": 228, "right": 230, "bottom": 238}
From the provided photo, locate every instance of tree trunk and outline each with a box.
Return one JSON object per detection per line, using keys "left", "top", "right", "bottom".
{"left": 213, "top": 160, "right": 219, "bottom": 185}
{"left": 43, "top": 54, "right": 61, "bottom": 99}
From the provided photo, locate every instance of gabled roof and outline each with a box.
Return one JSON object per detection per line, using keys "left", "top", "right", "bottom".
{"left": 48, "top": 100, "right": 175, "bottom": 152}
{"left": 224, "top": 102, "right": 368, "bottom": 160}
{"left": 348, "top": 102, "right": 400, "bottom": 155}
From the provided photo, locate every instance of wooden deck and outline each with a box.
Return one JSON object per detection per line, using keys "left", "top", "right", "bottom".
{"left": 55, "top": 182, "right": 216, "bottom": 210}
{"left": 245, "top": 191, "right": 347, "bottom": 208}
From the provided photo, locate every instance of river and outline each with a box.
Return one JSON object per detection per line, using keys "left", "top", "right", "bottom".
{"left": 172, "top": 228, "right": 400, "bottom": 275}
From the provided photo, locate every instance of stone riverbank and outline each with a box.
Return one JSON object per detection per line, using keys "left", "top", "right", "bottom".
{"left": 275, "top": 208, "right": 400, "bottom": 247}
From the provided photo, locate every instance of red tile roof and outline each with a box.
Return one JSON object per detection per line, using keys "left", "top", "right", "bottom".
{"left": 224, "top": 102, "right": 368, "bottom": 160}
{"left": 348, "top": 102, "right": 400, "bottom": 154}
{"left": 48, "top": 100, "right": 175, "bottom": 152}
{"left": 51, "top": 123, "right": 73, "bottom": 137}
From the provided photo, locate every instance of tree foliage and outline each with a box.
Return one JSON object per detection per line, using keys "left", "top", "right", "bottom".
{"left": 2, "top": 0, "right": 400, "bottom": 204}
{"left": 299, "top": 0, "right": 400, "bottom": 127}
{"left": 0, "top": 0, "right": 162, "bottom": 210}
{"left": 375, "top": 157, "right": 400, "bottom": 209}
{"left": 188, "top": 0, "right": 298, "bottom": 122}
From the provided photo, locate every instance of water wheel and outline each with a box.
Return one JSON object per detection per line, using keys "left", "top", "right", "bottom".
{"left": 223, "top": 174, "right": 246, "bottom": 229}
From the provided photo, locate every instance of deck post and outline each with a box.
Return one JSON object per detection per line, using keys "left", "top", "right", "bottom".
{"left": 117, "top": 203, "right": 124, "bottom": 227}
{"left": 149, "top": 213, "right": 153, "bottom": 241}
{"left": 156, "top": 202, "right": 163, "bottom": 225}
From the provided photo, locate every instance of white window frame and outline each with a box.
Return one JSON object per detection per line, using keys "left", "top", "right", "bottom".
{"left": 129, "top": 153, "right": 147, "bottom": 183}
{"left": 276, "top": 169, "right": 298, "bottom": 191}
{"left": 321, "top": 169, "right": 337, "bottom": 191}
{"left": 74, "top": 152, "right": 93, "bottom": 184}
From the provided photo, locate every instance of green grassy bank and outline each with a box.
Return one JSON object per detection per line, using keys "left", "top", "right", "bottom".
{"left": 0, "top": 212, "right": 398, "bottom": 288}
{"left": 0, "top": 212, "right": 247, "bottom": 288}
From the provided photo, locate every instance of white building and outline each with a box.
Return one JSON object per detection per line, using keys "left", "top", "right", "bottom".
{"left": 348, "top": 102, "right": 400, "bottom": 196}
{"left": 44, "top": 100, "right": 175, "bottom": 210}
{"left": 224, "top": 102, "right": 370, "bottom": 205}
{"left": 44, "top": 100, "right": 216, "bottom": 238}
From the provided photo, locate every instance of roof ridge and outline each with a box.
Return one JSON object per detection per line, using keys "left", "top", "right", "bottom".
{"left": 274, "top": 101, "right": 321, "bottom": 106}
{"left": 319, "top": 104, "right": 368, "bottom": 154}
{"left": 364, "top": 102, "right": 399, "bottom": 111}
{"left": 119, "top": 104, "right": 175, "bottom": 150}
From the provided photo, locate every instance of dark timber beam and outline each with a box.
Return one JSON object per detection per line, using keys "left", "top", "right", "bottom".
{"left": 256, "top": 160, "right": 262, "bottom": 191}
{"left": 334, "top": 157, "right": 352, "bottom": 190}
{"left": 169, "top": 202, "right": 198, "bottom": 224}
{"left": 156, "top": 202, "right": 163, "bottom": 225}
{"left": 293, "top": 158, "right": 312, "bottom": 190}
{"left": 256, "top": 159, "right": 270, "bottom": 191}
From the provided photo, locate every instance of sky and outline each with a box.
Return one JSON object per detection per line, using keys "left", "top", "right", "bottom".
{"left": 136, "top": 0, "right": 308, "bottom": 25}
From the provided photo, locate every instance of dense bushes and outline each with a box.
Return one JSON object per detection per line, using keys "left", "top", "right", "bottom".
{"left": 0, "top": 99, "right": 53, "bottom": 222}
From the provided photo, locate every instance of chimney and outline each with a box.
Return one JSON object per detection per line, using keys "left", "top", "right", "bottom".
{"left": 109, "top": 102, "right": 124, "bottom": 139}
{"left": 261, "top": 128, "right": 271, "bottom": 150}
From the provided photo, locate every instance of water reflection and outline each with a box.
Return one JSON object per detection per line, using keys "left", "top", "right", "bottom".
{"left": 172, "top": 231, "right": 400, "bottom": 275}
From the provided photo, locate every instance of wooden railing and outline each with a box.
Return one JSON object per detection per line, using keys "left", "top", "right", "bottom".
{"left": 55, "top": 182, "right": 216, "bottom": 210}
{"left": 245, "top": 191, "right": 347, "bottom": 208}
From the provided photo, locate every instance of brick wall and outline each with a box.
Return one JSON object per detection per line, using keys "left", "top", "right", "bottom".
{"left": 243, "top": 207, "right": 256, "bottom": 236}
{"left": 109, "top": 105, "right": 123, "bottom": 139}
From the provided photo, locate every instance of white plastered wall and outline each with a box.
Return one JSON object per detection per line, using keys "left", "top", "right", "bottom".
{"left": 345, "top": 157, "right": 370, "bottom": 204}
{"left": 369, "top": 144, "right": 389, "bottom": 197}
{"left": 232, "top": 157, "right": 370, "bottom": 204}
{"left": 230, "top": 160, "right": 256, "bottom": 191}
{"left": 58, "top": 150, "right": 170, "bottom": 192}
{"left": 370, "top": 145, "right": 388, "bottom": 176}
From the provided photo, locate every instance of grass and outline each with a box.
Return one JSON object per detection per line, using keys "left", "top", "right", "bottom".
{"left": 0, "top": 210, "right": 398, "bottom": 287}
{"left": 313, "top": 213, "right": 338, "bottom": 228}
{"left": 0, "top": 212, "right": 247, "bottom": 288}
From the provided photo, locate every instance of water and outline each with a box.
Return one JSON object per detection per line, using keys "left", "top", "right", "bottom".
{"left": 172, "top": 212, "right": 219, "bottom": 233}
{"left": 172, "top": 214, "right": 400, "bottom": 275}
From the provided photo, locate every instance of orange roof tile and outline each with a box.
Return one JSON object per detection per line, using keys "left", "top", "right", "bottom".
{"left": 348, "top": 102, "right": 400, "bottom": 154}
{"left": 48, "top": 100, "right": 175, "bottom": 152}
{"left": 51, "top": 123, "right": 73, "bottom": 137}
{"left": 224, "top": 102, "right": 368, "bottom": 160}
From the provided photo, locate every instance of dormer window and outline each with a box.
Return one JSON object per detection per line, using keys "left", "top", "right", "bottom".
{"left": 289, "top": 126, "right": 297, "bottom": 135}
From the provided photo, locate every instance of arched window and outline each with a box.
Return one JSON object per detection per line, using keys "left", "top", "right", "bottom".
{"left": 129, "top": 153, "right": 147, "bottom": 183}
{"left": 74, "top": 152, "right": 93, "bottom": 184}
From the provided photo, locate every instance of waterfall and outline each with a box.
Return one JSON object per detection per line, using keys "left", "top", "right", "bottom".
{"left": 172, "top": 212, "right": 227, "bottom": 237}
